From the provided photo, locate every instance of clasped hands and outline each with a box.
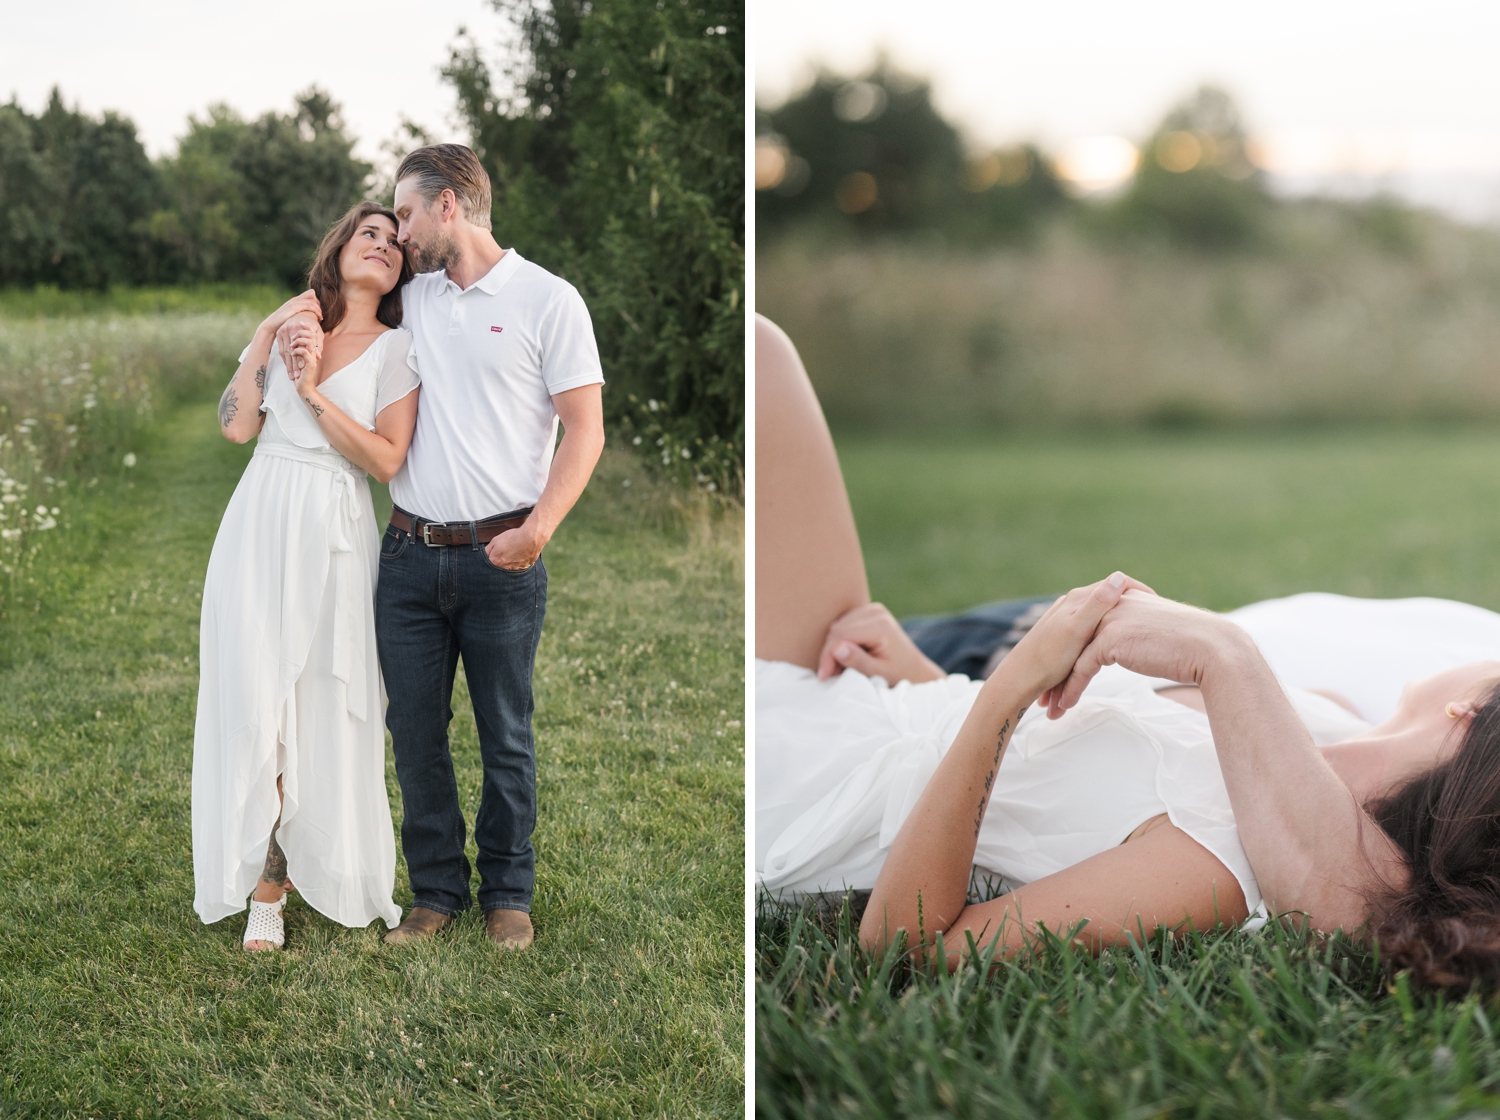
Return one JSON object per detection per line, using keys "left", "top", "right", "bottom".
{"left": 818, "top": 573, "right": 1236, "bottom": 717}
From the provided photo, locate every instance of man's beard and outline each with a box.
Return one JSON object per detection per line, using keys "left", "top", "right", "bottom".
{"left": 407, "top": 229, "right": 460, "bottom": 274}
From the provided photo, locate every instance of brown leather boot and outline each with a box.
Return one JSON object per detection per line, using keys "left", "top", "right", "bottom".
{"left": 485, "top": 908, "right": 534, "bottom": 951}
{"left": 383, "top": 906, "right": 453, "bottom": 946}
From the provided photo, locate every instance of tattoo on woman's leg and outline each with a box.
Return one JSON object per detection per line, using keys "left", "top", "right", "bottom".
{"left": 261, "top": 820, "right": 287, "bottom": 887}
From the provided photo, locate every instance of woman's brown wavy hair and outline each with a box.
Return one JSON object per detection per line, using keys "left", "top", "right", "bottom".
{"left": 1368, "top": 681, "right": 1500, "bottom": 992}
{"left": 306, "top": 201, "right": 413, "bottom": 334}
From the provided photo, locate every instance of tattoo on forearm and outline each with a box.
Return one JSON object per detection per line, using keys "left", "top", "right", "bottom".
{"left": 973, "top": 712, "right": 1020, "bottom": 839}
{"left": 219, "top": 382, "right": 239, "bottom": 428}
{"left": 260, "top": 820, "right": 287, "bottom": 886}
{"left": 302, "top": 394, "right": 324, "bottom": 417}
{"left": 254, "top": 364, "right": 267, "bottom": 394}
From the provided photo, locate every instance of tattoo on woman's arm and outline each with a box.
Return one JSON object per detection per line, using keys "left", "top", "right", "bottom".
{"left": 254, "top": 364, "right": 267, "bottom": 394}
{"left": 218, "top": 382, "right": 239, "bottom": 428}
{"left": 972, "top": 712, "right": 1020, "bottom": 839}
{"left": 302, "top": 394, "right": 324, "bottom": 417}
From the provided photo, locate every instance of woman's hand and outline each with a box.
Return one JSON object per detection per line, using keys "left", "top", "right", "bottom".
{"left": 816, "top": 602, "right": 947, "bottom": 683}
{"left": 285, "top": 323, "right": 323, "bottom": 384}
{"left": 259, "top": 290, "right": 322, "bottom": 337}
{"left": 1046, "top": 590, "right": 1244, "bottom": 715}
{"left": 1003, "top": 572, "right": 1156, "bottom": 713}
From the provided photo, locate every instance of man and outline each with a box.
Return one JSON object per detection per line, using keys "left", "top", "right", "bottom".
{"left": 280, "top": 143, "right": 605, "bottom": 950}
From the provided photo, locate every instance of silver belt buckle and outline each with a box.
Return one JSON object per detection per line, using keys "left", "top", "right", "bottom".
{"left": 422, "top": 522, "right": 442, "bottom": 547}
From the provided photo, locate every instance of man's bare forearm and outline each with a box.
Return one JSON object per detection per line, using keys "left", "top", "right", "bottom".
{"left": 527, "top": 421, "right": 605, "bottom": 543}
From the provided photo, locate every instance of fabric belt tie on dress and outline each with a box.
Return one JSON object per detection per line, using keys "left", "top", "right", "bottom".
{"left": 253, "top": 442, "right": 368, "bottom": 722}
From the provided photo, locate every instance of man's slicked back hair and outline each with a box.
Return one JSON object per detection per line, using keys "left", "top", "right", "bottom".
{"left": 395, "top": 144, "right": 493, "bottom": 230}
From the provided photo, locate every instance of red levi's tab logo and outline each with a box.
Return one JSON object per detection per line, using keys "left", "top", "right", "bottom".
{"left": 490, "top": 325, "right": 504, "bottom": 333}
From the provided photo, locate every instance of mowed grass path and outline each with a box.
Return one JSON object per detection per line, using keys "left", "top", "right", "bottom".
{"left": 759, "top": 427, "right": 1500, "bottom": 1119}
{"left": 1, "top": 401, "right": 744, "bottom": 1117}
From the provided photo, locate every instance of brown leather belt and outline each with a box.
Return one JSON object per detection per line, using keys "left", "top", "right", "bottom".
{"left": 389, "top": 506, "right": 534, "bottom": 547}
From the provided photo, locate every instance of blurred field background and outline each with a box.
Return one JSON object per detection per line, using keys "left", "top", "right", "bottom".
{"left": 757, "top": 68, "right": 1500, "bottom": 616}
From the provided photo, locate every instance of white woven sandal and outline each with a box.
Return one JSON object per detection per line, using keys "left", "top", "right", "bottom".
{"left": 243, "top": 895, "right": 286, "bottom": 950}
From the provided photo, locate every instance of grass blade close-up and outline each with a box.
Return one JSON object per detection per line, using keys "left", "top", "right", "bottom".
{"left": 0, "top": 302, "right": 745, "bottom": 1117}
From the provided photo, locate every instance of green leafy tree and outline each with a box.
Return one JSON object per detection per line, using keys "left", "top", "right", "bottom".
{"left": 757, "top": 61, "right": 1067, "bottom": 244}
{"left": 1108, "top": 85, "right": 1271, "bottom": 249}
{"left": 443, "top": 0, "right": 744, "bottom": 486}
{"left": 0, "top": 90, "right": 163, "bottom": 289}
{"left": 151, "top": 89, "right": 371, "bottom": 287}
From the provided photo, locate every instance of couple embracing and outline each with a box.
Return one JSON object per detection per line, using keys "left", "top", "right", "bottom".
{"left": 189, "top": 144, "right": 606, "bottom": 952}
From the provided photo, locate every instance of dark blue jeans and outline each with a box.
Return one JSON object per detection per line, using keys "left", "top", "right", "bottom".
{"left": 375, "top": 518, "right": 547, "bottom": 915}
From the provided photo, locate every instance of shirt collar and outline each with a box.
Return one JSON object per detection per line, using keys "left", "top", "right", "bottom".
{"left": 448, "top": 249, "right": 523, "bottom": 296}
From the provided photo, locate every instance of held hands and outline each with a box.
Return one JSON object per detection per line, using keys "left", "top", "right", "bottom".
{"left": 283, "top": 320, "right": 324, "bottom": 384}
{"left": 1044, "top": 590, "right": 1242, "bottom": 717}
{"left": 485, "top": 521, "right": 546, "bottom": 571}
{"left": 816, "top": 602, "right": 946, "bottom": 683}
{"left": 260, "top": 290, "right": 322, "bottom": 337}
{"left": 1001, "top": 572, "right": 1156, "bottom": 717}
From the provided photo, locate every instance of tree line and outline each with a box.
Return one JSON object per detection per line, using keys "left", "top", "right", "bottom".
{"left": 0, "top": 0, "right": 744, "bottom": 482}
{"left": 757, "top": 64, "right": 1282, "bottom": 251}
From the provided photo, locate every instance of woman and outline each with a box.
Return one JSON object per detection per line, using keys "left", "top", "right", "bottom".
{"left": 756, "top": 314, "right": 1500, "bottom": 991}
{"left": 192, "top": 201, "right": 420, "bottom": 950}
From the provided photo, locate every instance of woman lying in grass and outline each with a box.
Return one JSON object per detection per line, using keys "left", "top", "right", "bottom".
{"left": 755, "top": 313, "right": 1500, "bottom": 992}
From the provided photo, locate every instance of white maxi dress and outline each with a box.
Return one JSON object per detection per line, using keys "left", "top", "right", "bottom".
{"left": 192, "top": 328, "right": 420, "bottom": 929}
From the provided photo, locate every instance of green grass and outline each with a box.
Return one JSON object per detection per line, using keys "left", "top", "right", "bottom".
{"left": 838, "top": 426, "right": 1500, "bottom": 617}
{"left": 0, "top": 400, "right": 744, "bottom": 1117}
{"left": 757, "top": 427, "right": 1500, "bottom": 1118}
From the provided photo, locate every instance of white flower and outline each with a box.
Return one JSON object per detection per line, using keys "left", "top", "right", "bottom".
{"left": 122, "top": 453, "right": 137, "bottom": 468}
{"left": 647, "top": 399, "right": 659, "bottom": 412}
{"left": 1, "top": 529, "right": 20, "bottom": 541}
{"left": 49, "top": 507, "right": 58, "bottom": 516}
{"left": 35, "top": 505, "right": 46, "bottom": 516}
{"left": 83, "top": 397, "right": 96, "bottom": 410}
{"left": 632, "top": 436, "right": 642, "bottom": 446}
{"left": 680, "top": 447, "right": 691, "bottom": 459}
{"left": 35, "top": 517, "right": 56, "bottom": 531}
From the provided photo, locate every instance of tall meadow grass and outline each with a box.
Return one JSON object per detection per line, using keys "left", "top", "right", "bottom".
{"left": 0, "top": 312, "right": 258, "bottom": 623}
{"left": 758, "top": 206, "right": 1500, "bottom": 431}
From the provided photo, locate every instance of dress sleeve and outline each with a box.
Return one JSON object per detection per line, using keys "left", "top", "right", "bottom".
{"left": 375, "top": 329, "right": 421, "bottom": 415}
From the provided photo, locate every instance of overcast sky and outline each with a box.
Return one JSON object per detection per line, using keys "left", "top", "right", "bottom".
{"left": 755, "top": 0, "right": 1500, "bottom": 179}
{"left": 2, "top": 0, "right": 512, "bottom": 166}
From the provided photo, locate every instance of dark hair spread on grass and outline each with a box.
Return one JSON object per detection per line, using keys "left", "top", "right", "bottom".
{"left": 1368, "top": 681, "right": 1500, "bottom": 993}
{"left": 306, "top": 201, "right": 413, "bottom": 335}
{"left": 395, "top": 143, "right": 493, "bottom": 230}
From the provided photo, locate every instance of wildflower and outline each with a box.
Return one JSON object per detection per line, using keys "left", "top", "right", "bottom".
{"left": 632, "top": 436, "right": 642, "bottom": 446}
{"left": 647, "top": 399, "right": 659, "bottom": 412}
{"left": 680, "top": 447, "right": 691, "bottom": 459}
{"left": 123, "top": 453, "right": 137, "bottom": 468}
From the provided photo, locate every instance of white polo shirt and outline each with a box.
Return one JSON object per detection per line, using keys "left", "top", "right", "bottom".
{"left": 389, "top": 250, "right": 604, "bottom": 522}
